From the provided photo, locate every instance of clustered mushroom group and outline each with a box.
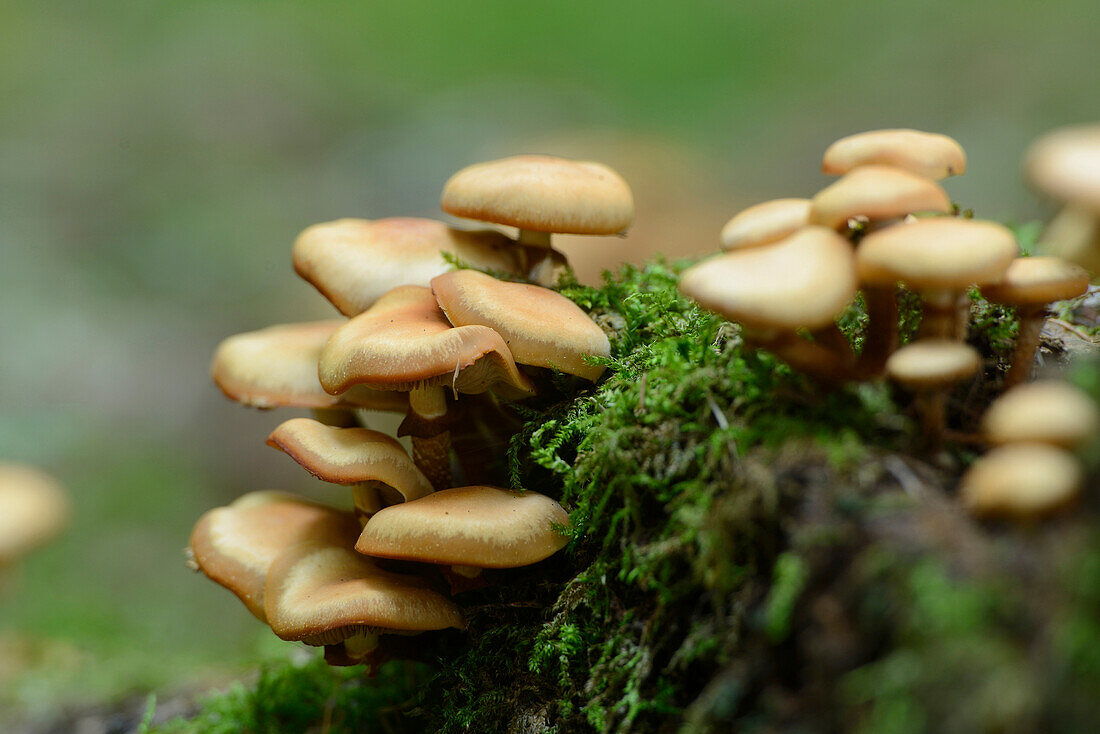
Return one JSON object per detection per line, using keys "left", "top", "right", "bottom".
{"left": 680, "top": 128, "right": 1097, "bottom": 520}
{"left": 191, "top": 155, "right": 632, "bottom": 665}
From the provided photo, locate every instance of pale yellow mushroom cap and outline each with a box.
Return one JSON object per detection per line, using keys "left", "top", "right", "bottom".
{"left": 809, "top": 165, "right": 952, "bottom": 230}
{"left": 1025, "top": 125, "right": 1100, "bottom": 211}
{"left": 211, "top": 322, "right": 408, "bottom": 412}
{"left": 293, "top": 218, "right": 521, "bottom": 317}
{"left": 960, "top": 443, "right": 1083, "bottom": 519}
{"left": 857, "top": 218, "right": 1018, "bottom": 290}
{"left": 981, "top": 380, "right": 1100, "bottom": 449}
{"left": 981, "top": 256, "right": 1089, "bottom": 307}
{"left": 265, "top": 542, "right": 464, "bottom": 644}
{"left": 719, "top": 198, "right": 811, "bottom": 252}
{"left": 431, "top": 270, "right": 610, "bottom": 382}
{"left": 0, "top": 463, "right": 70, "bottom": 564}
{"left": 318, "top": 285, "right": 535, "bottom": 397}
{"left": 267, "top": 418, "right": 433, "bottom": 502}
{"left": 441, "top": 155, "right": 634, "bottom": 235}
{"left": 678, "top": 226, "right": 858, "bottom": 332}
{"left": 885, "top": 339, "right": 980, "bottom": 389}
{"left": 189, "top": 492, "right": 358, "bottom": 621}
{"left": 822, "top": 129, "right": 967, "bottom": 180}
{"left": 356, "top": 485, "right": 569, "bottom": 569}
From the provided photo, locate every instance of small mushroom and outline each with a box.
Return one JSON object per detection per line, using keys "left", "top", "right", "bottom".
{"left": 885, "top": 339, "right": 981, "bottom": 449}
{"left": 959, "top": 443, "right": 1083, "bottom": 520}
{"left": 981, "top": 256, "right": 1090, "bottom": 387}
{"left": 264, "top": 540, "right": 464, "bottom": 665}
{"left": 318, "top": 285, "right": 534, "bottom": 490}
{"left": 981, "top": 380, "right": 1100, "bottom": 450}
{"left": 211, "top": 321, "right": 407, "bottom": 413}
{"left": 356, "top": 485, "right": 569, "bottom": 583}
{"left": 822, "top": 129, "right": 967, "bottom": 180}
{"left": 679, "top": 226, "right": 859, "bottom": 382}
{"left": 858, "top": 218, "right": 1018, "bottom": 340}
{"left": 430, "top": 269, "right": 611, "bottom": 383}
{"left": 293, "top": 218, "right": 522, "bottom": 317}
{"left": 266, "top": 417, "right": 433, "bottom": 525}
{"left": 188, "top": 491, "right": 358, "bottom": 621}
{"left": 719, "top": 198, "right": 811, "bottom": 252}
{"left": 441, "top": 155, "right": 634, "bottom": 285}
{"left": 0, "top": 463, "right": 70, "bottom": 574}
{"left": 808, "top": 165, "right": 952, "bottom": 232}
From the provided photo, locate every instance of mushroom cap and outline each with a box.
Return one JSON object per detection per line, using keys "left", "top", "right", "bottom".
{"left": 318, "top": 286, "right": 535, "bottom": 396}
{"left": 678, "top": 226, "right": 858, "bottom": 332}
{"left": 211, "top": 322, "right": 408, "bottom": 412}
{"left": 265, "top": 542, "right": 464, "bottom": 643}
{"left": 719, "top": 198, "right": 812, "bottom": 252}
{"left": 981, "top": 380, "right": 1100, "bottom": 449}
{"left": 980, "top": 256, "right": 1089, "bottom": 306}
{"left": 293, "top": 218, "right": 522, "bottom": 317}
{"left": 267, "top": 418, "right": 433, "bottom": 501}
{"left": 0, "top": 463, "right": 70, "bottom": 563}
{"left": 1025, "top": 125, "right": 1100, "bottom": 210}
{"left": 441, "top": 155, "right": 634, "bottom": 235}
{"left": 960, "top": 443, "right": 1083, "bottom": 519}
{"left": 356, "top": 485, "right": 570, "bottom": 569}
{"left": 822, "top": 129, "right": 967, "bottom": 180}
{"left": 885, "top": 339, "right": 980, "bottom": 389}
{"left": 430, "top": 270, "right": 610, "bottom": 382}
{"left": 857, "top": 218, "right": 1018, "bottom": 290}
{"left": 189, "top": 492, "right": 358, "bottom": 621}
{"left": 809, "top": 165, "right": 952, "bottom": 230}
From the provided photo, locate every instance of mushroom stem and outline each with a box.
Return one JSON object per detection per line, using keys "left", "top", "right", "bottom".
{"left": 450, "top": 564, "right": 483, "bottom": 579}
{"left": 517, "top": 229, "right": 556, "bottom": 286}
{"left": 858, "top": 285, "right": 899, "bottom": 375}
{"left": 914, "top": 390, "right": 947, "bottom": 451}
{"left": 408, "top": 386, "right": 452, "bottom": 491}
{"left": 344, "top": 630, "right": 381, "bottom": 659}
{"left": 1042, "top": 204, "right": 1100, "bottom": 275}
{"left": 918, "top": 288, "right": 966, "bottom": 340}
{"left": 1003, "top": 306, "right": 1047, "bottom": 388}
{"left": 750, "top": 330, "right": 858, "bottom": 386}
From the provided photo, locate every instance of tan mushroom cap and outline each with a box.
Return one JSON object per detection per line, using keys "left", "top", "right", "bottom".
{"left": 318, "top": 285, "right": 534, "bottom": 397}
{"left": 293, "top": 218, "right": 522, "bottom": 317}
{"left": 679, "top": 226, "right": 858, "bottom": 332}
{"left": 858, "top": 218, "right": 1018, "bottom": 290}
{"left": 212, "top": 321, "right": 407, "bottom": 412}
{"left": 981, "top": 380, "right": 1100, "bottom": 449}
{"left": 1025, "top": 125, "right": 1100, "bottom": 210}
{"left": 885, "top": 339, "right": 980, "bottom": 389}
{"left": 441, "top": 155, "right": 634, "bottom": 235}
{"left": 959, "top": 443, "right": 1083, "bottom": 519}
{"left": 719, "top": 198, "right": 811, "bottom": 252}
{"left": 431, "top": 270, "right": 610, "bottom": 382}
{"left": 823, "top": 129, "right": 967, "bottom": 180}
{"left": 189, "top": 491, "right": 358, "bottom": 621}
{"left": 809, "top": 165, "right": 952, "bottom": 230}
{"left": 265, "top": 542, "right": 464, "bottom": 643}
{"left": 0, "top": 463, "right": 70, "bottom": 563}
{"left": 356, "top": 486, "right": 569, "bottom": 569}
{"left": 981, "top": 256, "right": 1089, "bottom": 306}
{"left": 267, "top": 418, "right": 433, "bottom": 501}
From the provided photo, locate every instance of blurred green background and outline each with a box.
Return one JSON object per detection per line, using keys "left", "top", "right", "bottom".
{"left": 2, "top": 0, "right": 1099, "bottom": 726}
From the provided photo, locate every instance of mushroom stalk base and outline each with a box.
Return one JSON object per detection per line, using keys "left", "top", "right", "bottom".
{"left": 1003, "top": 309, "right": 1046, "bottom": 389}
{"left": 919, "top": 289, "right": 967, "bottom": 340}
{"left": 914, "top": 391, "right": 947, "bottom": 451}
{"left": 408, "top": 386, "right": 452, "bottom": 490}
{"left": 859, "top": 285, "right": 899, "bottom": 376}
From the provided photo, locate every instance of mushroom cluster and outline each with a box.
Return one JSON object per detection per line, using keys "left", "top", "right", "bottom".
{"left": 193, "top": 154, "right": 629, "bottom": 665}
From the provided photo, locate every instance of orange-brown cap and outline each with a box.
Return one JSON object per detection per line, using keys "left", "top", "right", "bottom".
{"left": 431, "top": 270, "right": 610, "bottom": 382}
{"left": 293, "top": 218, "right": 522, "bottom": 317}
{"left": 823, "top": 129, "right": 967, "bottom": 180}
{"left": 809, "top": 165, "right": 952, "bottom": 230}
{"left": 885, "top": 339, "right": 980, "bottom": 389}
{"left": 981, "top": 256, "right": 1089, "bottom": 307}
{"left": 264, "top": 542, "right": 464, "bottom": 644}
{"left": 678, "top": 226, "right": 858, "bottom": 332}
{"left": 857, "top": 218, "right": 1018, "bottom": 290}
{"left": 1025, "top": 125, "right": 1100, "bottom": 210}
{"left": 318, "top": 285, "right": 534, "bottom": 397}
{"left": 441, "top": 155, "right": 634, "bottom": 234}
{"left": 960, "top": 443, "right": 1083, "bottom": 519}
{"left": 981, "top": 380, "right": 1100, "bottom": 449}
{"left": 356, "top": 486, "right": 569, "bottom": 569}
{"left": 719, "top": 198, "right": 811, "bottom": 252}
{"left": 267, "top": 418, "right": 433, "bottom": 502}
{"left": 189, "top": 491, "right": 358, "bottom": 621}
{"left": 0, "top": 463, "right": 70, "bottom": 564}
{"left": 211, "top": 322, "right": 408, "bottom": 412}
